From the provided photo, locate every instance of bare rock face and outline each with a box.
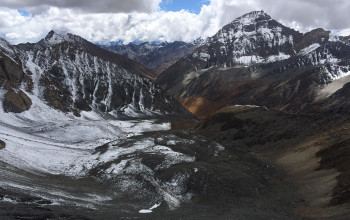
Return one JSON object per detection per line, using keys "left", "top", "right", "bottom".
{"left": 0, "top": 52, "right": 24, "bottom": 87}
{"left": 0, "top": 140, "right": 5, "bottom": 149}
{"left": 3, "top": 88, "right": 32, "bottom": 113}
{"left": 0, "top": 41, "right": 34, "bottom": 114}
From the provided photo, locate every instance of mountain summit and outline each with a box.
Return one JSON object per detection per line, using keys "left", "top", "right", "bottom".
{"left": 189, "top": 10, "right": 303, "bottom": 67}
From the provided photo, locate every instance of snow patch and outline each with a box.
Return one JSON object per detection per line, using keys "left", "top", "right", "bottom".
{"left": 266, "top": 53, "right": 290, "bottom": 62}
{"left": 298, "top": 43, "right": 321, "bottom": 56}
{"left": 1, "top": 196, "right": 18, "bottom": 204}
{"left": 0, "top": 94, "right": 171, "bottom": 175}
{"left": 329, "top": 34, "right": 340, "bottom": 42}
{"left": 139, "top": 203, "right": 161, "bottom": 214}
{"left": 235, "top": 55, "right": 263, "bottom": 64}
{"left": 199, "top": 52, "right": 210, "bottom": 61}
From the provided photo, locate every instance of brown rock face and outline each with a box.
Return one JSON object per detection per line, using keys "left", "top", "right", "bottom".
{"left": 294, "top": 28, "right": 331, "bottom": 52}
{"left": 0, "top": 54, "right": 24, "bottom": 87}
{"left": 3, "top": 88, "right": 32, "bottom": 113}
{"left": 0, "top": 140, "right": 5, "bottom": 149}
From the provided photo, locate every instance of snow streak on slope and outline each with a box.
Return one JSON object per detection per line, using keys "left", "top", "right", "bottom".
{"left": 298, "top": 43, "right": 321, "bottom": 56}
{"left": 0, "top": 88, "right": 226, "bottom": 211}
{"left": 0, "top": 90, "right": 172, "bottom": 174}
{"left": 2, "top": 32, "right": 191, "bottom": 119}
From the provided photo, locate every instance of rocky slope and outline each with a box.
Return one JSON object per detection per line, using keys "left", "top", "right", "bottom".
{"left": 197, "top": 105, "right": 350, "bottom": 219}
{"left": 0, "top": 31, "right": 193, "bottom": 119}
{"left": 156, "top": 11, "right": 350, "bottom": 118}
{"left": 99, "top": 41, "right": 199, "bottom": 76}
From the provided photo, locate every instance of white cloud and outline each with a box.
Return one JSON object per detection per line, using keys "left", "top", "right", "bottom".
{"left": 5, "top": 32, "right": 21, "bottom": 41}
{"left": 0, "top": 0, "right": 350, "bottom": 45}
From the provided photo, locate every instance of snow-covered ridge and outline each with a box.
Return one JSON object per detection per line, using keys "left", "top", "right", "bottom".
{"left": 329, "top": 34, "right": 340, "bottom": 42}
{"left": 266, "top": 53, "right": 291, "bottom": 62}
{"left": 297, "top": 43, "right": 340, "bottom": 67}
{"left": 193, "top": 51, "right": 291, "bottom": 65}
{"left": 232, "top": 10, "right": 271, "bottom": 25}
{"left": 42, "top": 31, "right": 72, "bottom": 46}
{"left": 193, "top": 36, "right": 209, "bottom": 47}
{"left": 298, "top": 43, "right": 321, "bottom": 56}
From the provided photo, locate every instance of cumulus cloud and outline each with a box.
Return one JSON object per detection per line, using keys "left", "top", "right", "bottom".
{"left": 256, "top": 0, "right": 350, "bottom": 30}
{"left": 0, "top": 0, "right": 349, "bottom": 45}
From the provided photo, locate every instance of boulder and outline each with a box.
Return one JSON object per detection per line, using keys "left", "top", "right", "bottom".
{"left": 3, "top": 88, "right": 32, "bottom": 113}
{"left": 0, "top": 140, "right": 5, "bottom": 149}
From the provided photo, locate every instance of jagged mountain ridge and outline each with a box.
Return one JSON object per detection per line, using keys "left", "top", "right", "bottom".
{"left": 156, "top": 10, "right": 350, "bottom": 118}
{"left": 0, "top": 31, "right": 193, "bottom": 118}
{"left": 99, "top": 40, "right": 200, "bottom": 76}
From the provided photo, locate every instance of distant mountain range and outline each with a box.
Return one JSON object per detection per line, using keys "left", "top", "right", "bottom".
{"left": 98, "top": 38, "right": 207, "bottom": 76}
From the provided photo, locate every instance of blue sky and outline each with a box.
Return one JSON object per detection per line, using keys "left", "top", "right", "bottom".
{"left": 16, "top": 1, "right": 209, "bottom": 17}
{"left": 17, "top": 9, "right": 30, "bottom": 17}
{"left": 160, "top": 0, "right": 209, "bottom": 14}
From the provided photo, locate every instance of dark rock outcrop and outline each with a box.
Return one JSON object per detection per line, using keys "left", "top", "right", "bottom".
{"left": 0, "top": 140, "right": 5, "bottom": 149}
{"left": 0, "top": 51, "right": 25, "bottom": 87}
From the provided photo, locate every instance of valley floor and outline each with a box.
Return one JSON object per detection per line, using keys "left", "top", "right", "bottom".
{"left": 1, "top": 106, "right": 350, "bottom": 219}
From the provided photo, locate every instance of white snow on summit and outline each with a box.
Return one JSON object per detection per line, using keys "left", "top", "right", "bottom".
{"left": 43, "top": 31, "right": 71, "bottom": 46}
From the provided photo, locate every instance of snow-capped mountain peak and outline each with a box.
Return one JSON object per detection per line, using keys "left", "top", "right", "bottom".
{"left": 187, "top": 11, "right": 301, "bottom": 67}
{"left": 43, "top": 30, "right": 71, "bottom": 45}
{"left": 232, "top": 10, "right": 271, "bottom": 25}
